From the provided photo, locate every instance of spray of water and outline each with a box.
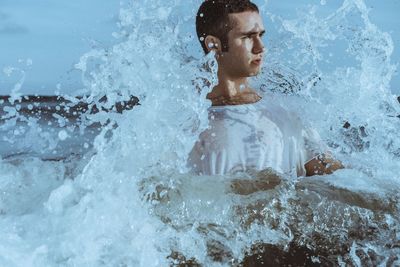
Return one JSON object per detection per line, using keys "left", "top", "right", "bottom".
{"left": 0, "top": 0, "right": 399, "bottom": 266}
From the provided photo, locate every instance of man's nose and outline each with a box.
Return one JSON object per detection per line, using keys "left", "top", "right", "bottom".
{"left": 252, "top": 37, "right": 265, "bottom": 54}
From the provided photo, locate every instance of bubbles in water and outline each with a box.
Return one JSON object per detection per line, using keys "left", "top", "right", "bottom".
{"left": 58, "top": 130, "right": 68, "bottom": 140}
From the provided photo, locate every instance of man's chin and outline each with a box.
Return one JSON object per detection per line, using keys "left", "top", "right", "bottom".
{"left": 248, "top": 69, "right": 261, "bottom": 77}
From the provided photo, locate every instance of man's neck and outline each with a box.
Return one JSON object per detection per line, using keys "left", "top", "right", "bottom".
{"left": 207, "top": 75, "right": 261, "bottom": 106}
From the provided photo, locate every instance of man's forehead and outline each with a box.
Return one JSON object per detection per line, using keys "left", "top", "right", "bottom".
{"left": 228, "top": 11, "right": 264, "bottom": 32}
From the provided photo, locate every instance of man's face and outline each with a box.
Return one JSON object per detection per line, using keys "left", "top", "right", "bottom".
{"left": 218, "top": 11, "right": 265, "bottom": 78}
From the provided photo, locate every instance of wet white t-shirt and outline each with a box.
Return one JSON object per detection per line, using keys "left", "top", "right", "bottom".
{"left": 188, "top": 98, "right": 325, "bottom": 177}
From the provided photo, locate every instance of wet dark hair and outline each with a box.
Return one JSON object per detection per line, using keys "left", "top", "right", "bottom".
{"left": 196, "top": 0, "right": 259, "bottom": 54}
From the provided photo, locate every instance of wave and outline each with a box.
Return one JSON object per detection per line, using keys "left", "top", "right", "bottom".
{"left": 0, "top": 0, "right": 399, "bottom": 266}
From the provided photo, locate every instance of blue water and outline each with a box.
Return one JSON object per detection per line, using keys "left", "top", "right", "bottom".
{"left": 0, "top": 0, "right": 400, "bottom": 266}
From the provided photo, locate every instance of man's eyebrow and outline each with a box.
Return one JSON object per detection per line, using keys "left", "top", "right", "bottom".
{"left": 238, "top": 29, "right": 266, "bottom": 36}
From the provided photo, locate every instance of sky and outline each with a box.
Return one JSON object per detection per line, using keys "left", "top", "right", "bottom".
{"left": 0, "top": 0, "right": 399, "bottom": 95}
{"left": 0, "top": 0, "right": 120, "bottom": 95}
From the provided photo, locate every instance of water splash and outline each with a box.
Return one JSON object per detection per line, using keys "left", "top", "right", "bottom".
{"left": 0, "top": 0, "right": 399, "bottom": 266}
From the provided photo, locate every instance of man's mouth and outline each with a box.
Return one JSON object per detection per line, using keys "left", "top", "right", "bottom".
{"left": 251, "top": 59, "right": 262, "bottom": 66}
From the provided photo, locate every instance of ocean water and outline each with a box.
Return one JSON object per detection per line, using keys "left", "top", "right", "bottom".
{"left": 1, "top": 0, "right": 400, "bottom": 266}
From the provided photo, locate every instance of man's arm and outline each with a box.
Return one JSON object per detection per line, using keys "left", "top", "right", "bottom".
{"left": 304, "top": 153, "right": 344, "bottom": 176}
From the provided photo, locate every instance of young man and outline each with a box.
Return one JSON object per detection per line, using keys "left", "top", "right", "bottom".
{"left": 189, "top": 0, "right": 342, "bottom": 177}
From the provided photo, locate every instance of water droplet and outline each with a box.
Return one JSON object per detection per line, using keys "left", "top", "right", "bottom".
{"left": 58, "top": 130, "right": 68, "bottom": 141}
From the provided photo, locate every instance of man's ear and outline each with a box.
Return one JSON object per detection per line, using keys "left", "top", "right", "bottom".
{"left": 204, "top": 35, "right": 222, "bottom": 54}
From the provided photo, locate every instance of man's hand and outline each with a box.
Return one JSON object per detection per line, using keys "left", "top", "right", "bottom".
{"left": 304, "top": 153, "right": 344, "bottom": 176}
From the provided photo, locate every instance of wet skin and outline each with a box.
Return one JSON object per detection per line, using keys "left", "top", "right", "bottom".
{"left": 205, "top": 11, "right": 265, "bottom": 106}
